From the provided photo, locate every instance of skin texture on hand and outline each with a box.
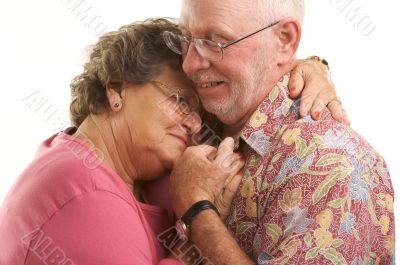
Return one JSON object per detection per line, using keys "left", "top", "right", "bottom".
{"left": 169, "top": 138, "right": 244, "bottom": 219}
{"left": 288, "top": 59, "right": 350, "bottom": 125}
{"left": 207, "top": 138, "right": 244, "bottom": 220}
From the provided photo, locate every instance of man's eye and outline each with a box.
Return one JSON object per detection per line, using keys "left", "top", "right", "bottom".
{"left": 212, "top": 34, "right": 231, "bottom": 44}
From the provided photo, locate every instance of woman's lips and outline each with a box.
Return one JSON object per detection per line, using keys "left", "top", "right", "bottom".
{"left": 169, "top": 133, "right": 188, "bottom": 147}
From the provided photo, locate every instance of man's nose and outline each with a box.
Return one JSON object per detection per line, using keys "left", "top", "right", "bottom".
{"left": 182, "top": 44, "right": 211, "bottom": 76}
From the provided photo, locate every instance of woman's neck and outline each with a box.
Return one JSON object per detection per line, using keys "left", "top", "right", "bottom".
{"left": 73, "top": 115, "right": 141, "bottom": 199}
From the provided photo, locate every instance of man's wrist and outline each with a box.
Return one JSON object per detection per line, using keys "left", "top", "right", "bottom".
{"left": 176, "top": 200, "right": 220, "bottom": 240}
{"left": 190, "top": 207, "right": 223, "bottom": 236}
{"left": 188, "top": 203, "right": 255, "bottom": 264}
{"left": 173, "top": 193, "right": 213, "bottom": 218}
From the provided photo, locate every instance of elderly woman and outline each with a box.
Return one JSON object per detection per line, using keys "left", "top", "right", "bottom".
{"left": 0, "top": 18, "right": 341, "bottom": 264}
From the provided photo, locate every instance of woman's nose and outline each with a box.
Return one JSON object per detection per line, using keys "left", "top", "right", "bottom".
{"left": 180, "top": 112, "right": 202, "bottom": 135}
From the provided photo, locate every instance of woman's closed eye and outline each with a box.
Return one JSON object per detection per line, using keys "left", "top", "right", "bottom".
{"left": 169, "top": 94, "right": 192, "bottom": 115}
{"left": 177, "top": 95, "right": 190, "bottom": 106}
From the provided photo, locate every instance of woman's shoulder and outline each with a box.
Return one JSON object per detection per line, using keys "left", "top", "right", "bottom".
{"left": 0, "top": 129, "right": 138, "bottom": 264}
{"left": 1, "top": 129, "right": 124, "bottom": 219}
{"left": 29, "top": 128, "right": 132, "bottom": 196}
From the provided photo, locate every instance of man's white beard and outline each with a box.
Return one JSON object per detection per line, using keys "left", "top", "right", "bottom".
{"left": 200, "top": 79, "right": 253, "bottom": 125}
{"left": 200, "top": 49, "right": 270, "bottom": 125}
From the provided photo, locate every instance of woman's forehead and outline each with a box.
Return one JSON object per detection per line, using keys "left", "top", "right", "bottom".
{"left": 156, "top": 67, "right": 194, "bottom": 89}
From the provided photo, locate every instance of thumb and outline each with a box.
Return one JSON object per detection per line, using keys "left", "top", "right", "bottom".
{"left": 289, "top": 68, "right": 305, "bottom": 99}
{"left": 215, "top": 137, "right": 235, "bottom": 163}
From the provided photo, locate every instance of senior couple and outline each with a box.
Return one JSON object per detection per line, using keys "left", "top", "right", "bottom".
{"left": 0, "top": 0, "right": 394, "bottom": 264}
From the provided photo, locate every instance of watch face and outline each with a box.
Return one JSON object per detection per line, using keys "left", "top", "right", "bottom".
{"left": 175, "top": 220, "right": 189, "bottom": 241}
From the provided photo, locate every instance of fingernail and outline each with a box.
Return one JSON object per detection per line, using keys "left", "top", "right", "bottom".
{"left": 314, "top": 111, "right": 321, "bottom": 119}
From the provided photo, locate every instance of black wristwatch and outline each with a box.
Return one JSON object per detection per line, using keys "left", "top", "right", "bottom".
{"left": 175, "top": 200, "right": 220, "bottom": 240}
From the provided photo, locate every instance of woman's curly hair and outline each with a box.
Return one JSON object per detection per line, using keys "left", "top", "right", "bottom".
{"left": 69, "top": 18, "right": 182, "bottom": 127}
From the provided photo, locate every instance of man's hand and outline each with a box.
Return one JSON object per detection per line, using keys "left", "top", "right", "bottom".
{"left": 289, "top": 58, "right": 350, "bottom": 125}
{"left": 170, "top": 138, "right": 244, "bottom": 218}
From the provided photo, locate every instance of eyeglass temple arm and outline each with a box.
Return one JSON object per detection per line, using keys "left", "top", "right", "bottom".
{"left": 222, "top": 21, "right": 280, "bottom": 49}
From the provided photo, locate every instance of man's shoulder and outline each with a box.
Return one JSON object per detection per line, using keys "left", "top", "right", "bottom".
{"left": 266, "top": 108, "right": 390, "bottom": 192}
{"left": 277, "top": 109, "right": 364, "bottom": 155}
{"left": 254, "top": 112, "right": 395, "bottom": 264}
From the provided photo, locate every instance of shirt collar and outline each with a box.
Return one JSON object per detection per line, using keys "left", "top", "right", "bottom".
{"left": 237, "top": 73, "right": 300, "bottom": 156}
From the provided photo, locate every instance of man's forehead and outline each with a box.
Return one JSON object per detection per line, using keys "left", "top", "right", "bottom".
{"left": 179, "top": 0, "right": 257, "bottom": 34}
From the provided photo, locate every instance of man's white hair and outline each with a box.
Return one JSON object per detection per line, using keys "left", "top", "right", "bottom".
{"left": 257, "top": 0, "right": 305, "bottom": 26}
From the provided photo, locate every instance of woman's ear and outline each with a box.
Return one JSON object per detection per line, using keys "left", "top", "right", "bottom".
{"left": 106, "top": 86, "right": 123, "bottom": 112}
{"left": 275, "top": 17, "right": 302, "bottom": 65}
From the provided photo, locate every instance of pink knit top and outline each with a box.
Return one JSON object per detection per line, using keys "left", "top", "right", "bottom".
{"left": 0, "top": 128, "right": 181, "bottom": 265}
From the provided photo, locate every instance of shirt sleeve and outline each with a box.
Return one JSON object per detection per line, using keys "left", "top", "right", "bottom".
{"left": 24, "top": 191, "right": 183, "bottom": 265}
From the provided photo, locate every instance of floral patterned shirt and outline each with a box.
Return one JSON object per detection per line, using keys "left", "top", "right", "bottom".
{"left": 225, "top": 74, "right": 395, "bottom": 265}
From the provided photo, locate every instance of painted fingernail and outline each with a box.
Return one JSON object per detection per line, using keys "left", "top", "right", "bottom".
{"left": 314, "top": 111, "right": 321, "bottom": 119}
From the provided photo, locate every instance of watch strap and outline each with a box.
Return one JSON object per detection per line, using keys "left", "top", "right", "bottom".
{"left": 181, "top": 200, "right": 220, "bottom": 226}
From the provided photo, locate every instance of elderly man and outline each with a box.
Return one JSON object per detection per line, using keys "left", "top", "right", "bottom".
{"left": 167, "top": 0, "right": 395, "bottom": 264}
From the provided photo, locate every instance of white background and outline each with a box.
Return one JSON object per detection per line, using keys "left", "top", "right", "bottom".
{"left": 0, "top": 0, "right": 399, "bottom": 259}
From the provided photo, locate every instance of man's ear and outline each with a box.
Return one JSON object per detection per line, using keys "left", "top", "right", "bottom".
{"left": 275, "top": 18, "right": 301, "bottom": 65}
{"left": 106, "top": 86, "right": 123, "bottom": 112}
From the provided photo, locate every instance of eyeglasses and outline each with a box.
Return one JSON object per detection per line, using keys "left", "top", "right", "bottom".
{"left": 151, "top": 81, "right": 200, "bottom": 116}
{"left": 162, "top": 21, "right": 280, "bottom": 62}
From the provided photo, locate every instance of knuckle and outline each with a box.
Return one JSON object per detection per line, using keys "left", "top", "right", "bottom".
{"left": 301, "top": 94, "right": 315, "bottom": 102}
{"left": 313, "top": 100, "right": 325, "bottom": 109}
{"left": 329, "top": 101, "right": 341, "bottom": 109}
{"left": 291, "top": 68, "right": 302, "bottom": 76}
